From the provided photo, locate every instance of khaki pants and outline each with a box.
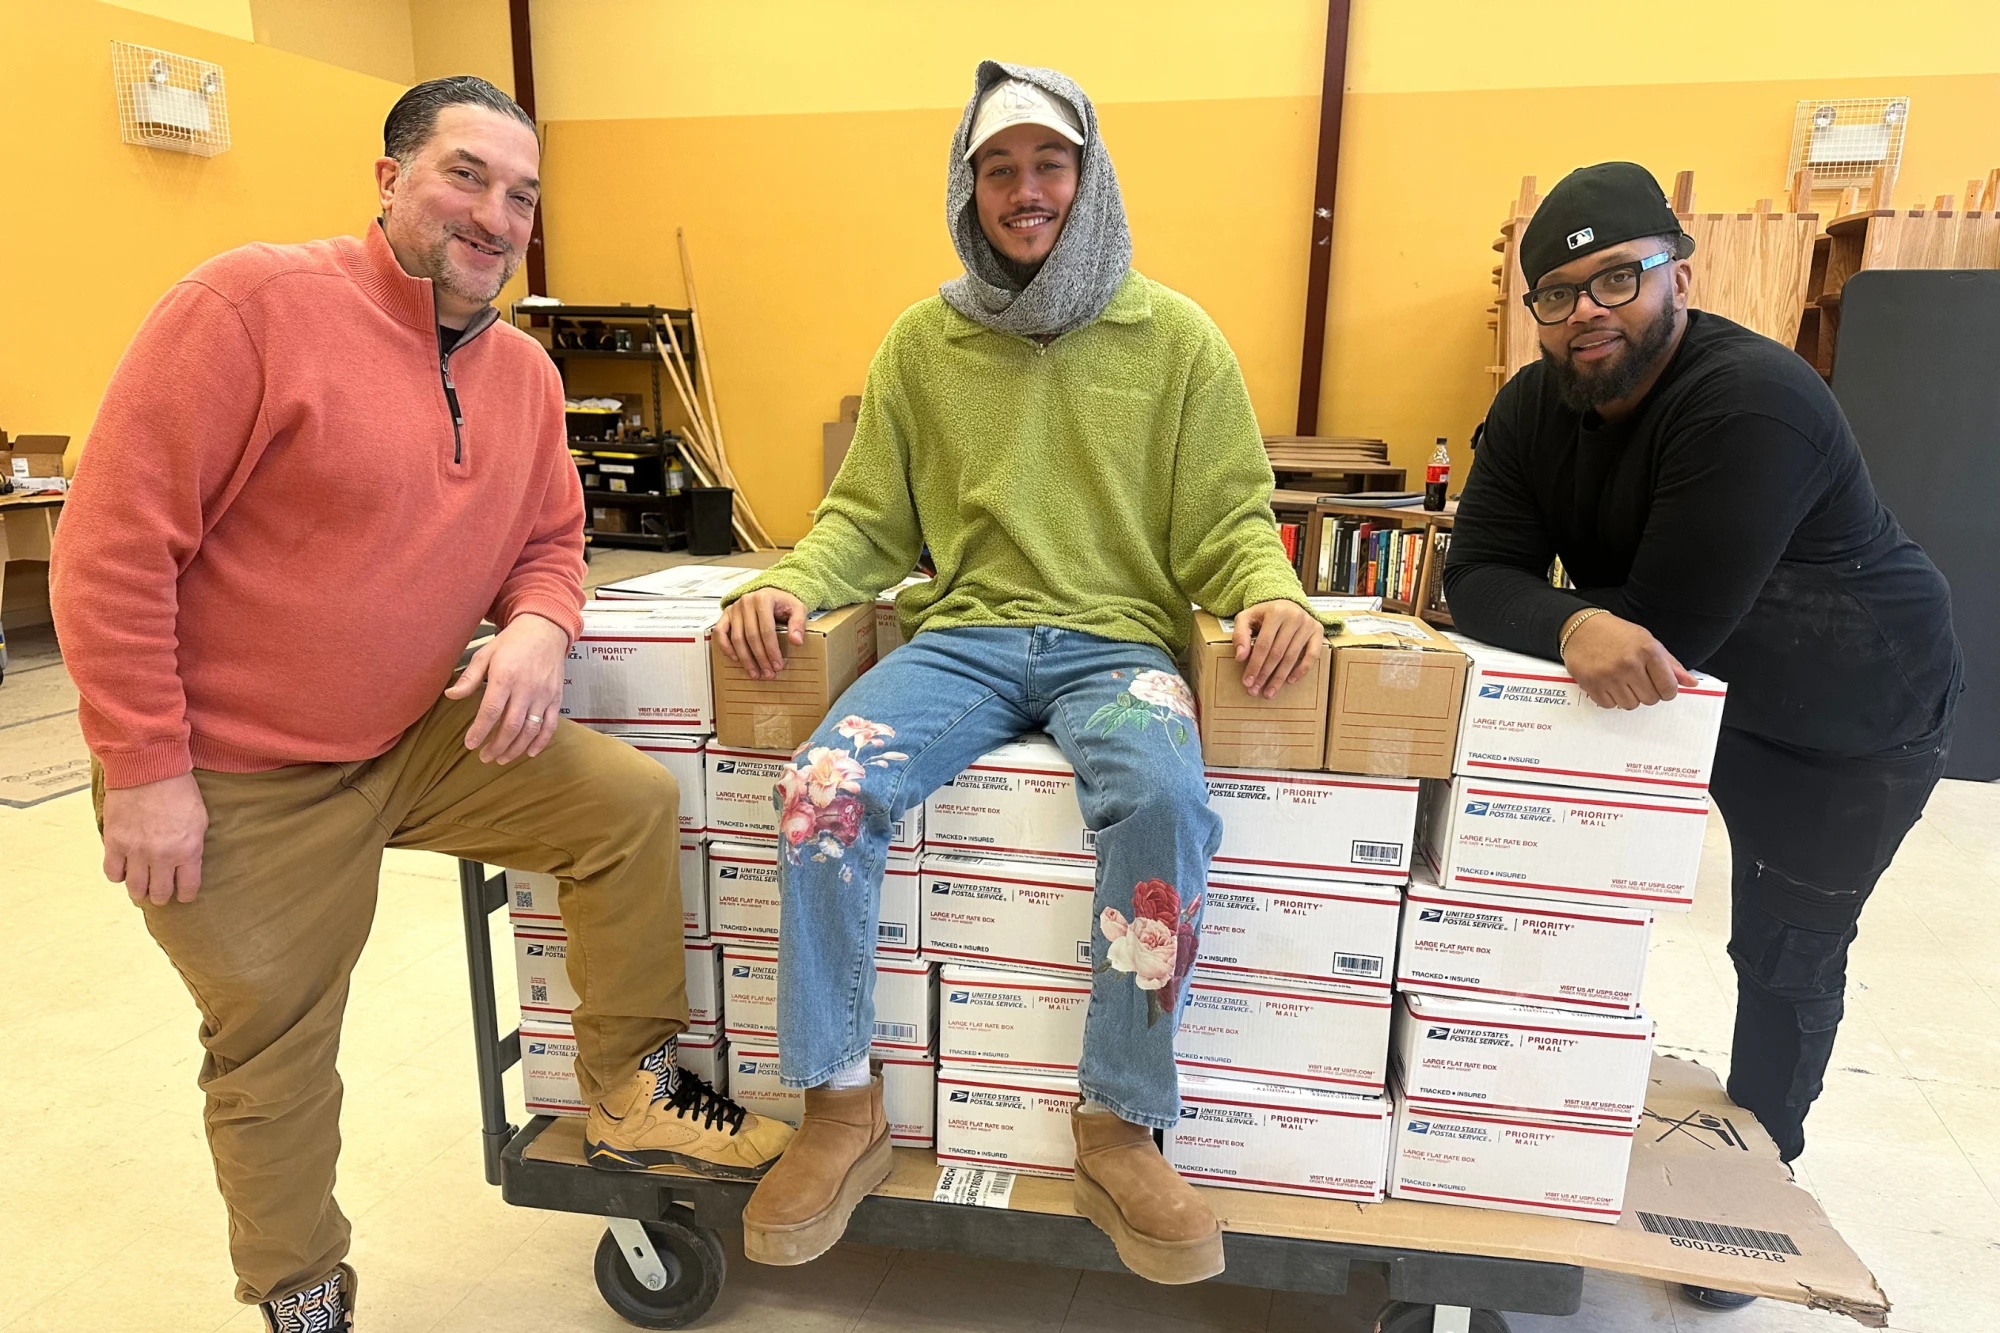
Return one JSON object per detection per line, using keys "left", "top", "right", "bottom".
{"left": 93, "top": 692, "right": 686, "bottom": 1304}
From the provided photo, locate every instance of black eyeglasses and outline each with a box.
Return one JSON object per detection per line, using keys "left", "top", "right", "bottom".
{"left": 1522, "top": 250, "right": 1675, "bottom": 325}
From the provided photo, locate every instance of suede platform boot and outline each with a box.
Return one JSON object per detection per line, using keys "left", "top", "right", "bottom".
{"left": 740, "top": 1075, "right": 893, "bottom": 1266}
{"left": 1071, "top": 1107, "right": 1224, "bottom": 1285}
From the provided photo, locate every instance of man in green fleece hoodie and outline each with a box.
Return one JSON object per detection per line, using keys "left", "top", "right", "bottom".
{"left": 717, "top": 61, "right": 1320, "bottom": 1284}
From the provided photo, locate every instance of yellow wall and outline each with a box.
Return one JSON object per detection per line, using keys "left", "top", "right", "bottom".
{"left": 18, "top": 2, "right": 2000, "bottom": 547}
{"left": 523, "top": 3, "right": 2000, "bottom": 542}
{"left": 410, "top": 0, "right": 512, "bottom": 91}
{"left": 250, "top": 0, "right": 415, "bottom": 85}
{"left": 104, "top": 0, "right": 252, "bottom": 40}
{"left": 0, "top": 3, "right": 406, "bottom": 464}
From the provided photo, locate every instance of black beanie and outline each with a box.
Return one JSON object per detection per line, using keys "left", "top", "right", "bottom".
{"left": 1520, "top": 162, "right": 1692, "bottom": 288}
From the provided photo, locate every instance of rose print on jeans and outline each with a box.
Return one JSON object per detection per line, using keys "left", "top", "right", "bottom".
{"left": 1087, "top": 669, "right": 1196, "bottom": 750}
{"left": 775, "top": 717, "right": 909, "bottom": 863}
{"left": 1098, "top": 877, "right": 1202, "bottom": 1026}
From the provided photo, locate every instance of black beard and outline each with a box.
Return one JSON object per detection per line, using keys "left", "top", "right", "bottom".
{"left": 1546, "top": 299, "right": 1678, "bottom": 413}
{"left": 989, "top": 243, "right": 1044, "bottom": 291}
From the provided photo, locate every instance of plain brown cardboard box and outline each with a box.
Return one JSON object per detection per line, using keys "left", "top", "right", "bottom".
{"left": 1323, "top": 611, "right": 1467, "bottom": 779}
{"left": 1186, "top": 610, "right": 1329, "bottom": 770}
{"left": 2, "top": 433, "right": 69, "bottom": 479}
{"left": 711, "top": 601, "right": 877, "bottom": 749}
{"left": 822, "top": 395, "right": 861, "bottom": 495}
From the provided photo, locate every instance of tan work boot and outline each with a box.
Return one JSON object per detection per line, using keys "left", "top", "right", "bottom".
{"left": 740, "top": 1076, "right": 893, "bottom": 1266}
{"left": 587, "top": 1066, "right": 794, "bottom": 1179}
{"left": 1071, "top": 1106, "right": 1224, "bottom": 1284}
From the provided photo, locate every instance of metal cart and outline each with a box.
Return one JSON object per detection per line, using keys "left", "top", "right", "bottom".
{"left": 459, "top": 858, "right": 1581, "bottom": 1331}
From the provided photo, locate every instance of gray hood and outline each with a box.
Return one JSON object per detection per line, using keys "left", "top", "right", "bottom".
{"left": 940, "top": 60, "right": 1132, "bottom": 339}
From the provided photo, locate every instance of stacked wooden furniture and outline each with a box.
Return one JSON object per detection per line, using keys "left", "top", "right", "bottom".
{"left": 1261, "top": 435, "right": 1405, "bottom": 494}
{"left": 1487, "top": 172, "right": 1819, "bottom": 394}
{"left": 1797, "top": 167, "right": 2000, "bottom": 377}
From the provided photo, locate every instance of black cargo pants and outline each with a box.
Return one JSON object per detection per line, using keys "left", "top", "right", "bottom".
{"left": 1709, "top": 718, "right": 1952, "bottom": 1162}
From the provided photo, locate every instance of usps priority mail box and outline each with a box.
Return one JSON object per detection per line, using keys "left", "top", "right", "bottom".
{"left": 1390, "top": 1075, "right": 1636, "bottom": 1223}
{"left": 920, "top": 853, "right": 1096, "bottom": 977}
{"left": 1167, "top": 1074, "right": 1392, "bottom": 1201}
{"left": 1452, "top": 636, "right": 1725, "bottom": 796}
{"left": 1396, "top": 868, "right": 1652, "bottom": 1015}
{"left": 935, "top": 1065, "right": 1081, "bottom": 1179}
{"left": 925, "top": 735, "right": 1092, "bottom": 864}
{"left": 563, "top": 603, "right": 719, "bottom": 733}
{"left": 1205, "top": 768, "right": 1419, "bottom": 884}
{"left": 1174, "top": 975, "right": 1392, "bottom": 1093}
{"left": 1196, "top": 869, "right": 1400, "bottom": 992}
{"left": 1393, "top": 990, "right": 1654, "bottom": 1126}
{"left": 938, "top": 964, "right": 1089, "bottom": 1073}
{"left": 1421, "top": 775, "right": 1707, "bottom": 913}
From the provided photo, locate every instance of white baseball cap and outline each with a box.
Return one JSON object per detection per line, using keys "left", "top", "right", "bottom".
{"left": 963, "top": 78, "right": 1085, "bottom": 162}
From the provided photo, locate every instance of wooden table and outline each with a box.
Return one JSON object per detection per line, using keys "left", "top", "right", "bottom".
{"left": 0, "top": 494, "right": 63, "bottom": 626}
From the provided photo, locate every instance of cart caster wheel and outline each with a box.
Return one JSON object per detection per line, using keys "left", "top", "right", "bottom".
{"left": 1373, "top": 1302, "right": 1510, "bottom": 1333}
{"left": 593, "top": 1214, "right": 726, "bottom": 1329}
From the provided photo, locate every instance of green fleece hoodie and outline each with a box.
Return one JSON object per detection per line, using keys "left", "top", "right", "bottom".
{"left": 728, "top": 270, "right": 1310, "bottom": 658}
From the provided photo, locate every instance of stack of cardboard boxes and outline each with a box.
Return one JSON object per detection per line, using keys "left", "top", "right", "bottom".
{"left": 513, "top": 565, "right": 766, "bottom": 1115}
{"left": 519, "top": 576, "right": 1733, "bottom": 1232}
{"left": 1387, "top": 637, "right": 1726, "bottom": 1222}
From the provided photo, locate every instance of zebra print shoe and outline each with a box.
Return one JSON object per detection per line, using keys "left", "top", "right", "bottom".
{"left": 258, "top": 1263, "right": 354, "bottom": 1332}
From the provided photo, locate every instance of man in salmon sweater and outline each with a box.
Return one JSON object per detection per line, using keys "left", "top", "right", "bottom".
{"left": 51, "top": 76, "right": 789, "bottom": 1332}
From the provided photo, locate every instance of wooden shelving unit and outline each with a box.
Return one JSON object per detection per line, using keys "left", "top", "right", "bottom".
{"left": 1271, "top": 491, "right": 1456, "bottom": 628}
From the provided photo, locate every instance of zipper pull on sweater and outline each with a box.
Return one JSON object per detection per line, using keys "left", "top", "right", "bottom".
{"left": 440, "top": 355, "right": 465, "bottom": 465}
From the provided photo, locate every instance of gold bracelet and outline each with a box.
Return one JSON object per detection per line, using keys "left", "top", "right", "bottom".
{"left": 1559, "top": 607, "right": 1606, "bottom": 657}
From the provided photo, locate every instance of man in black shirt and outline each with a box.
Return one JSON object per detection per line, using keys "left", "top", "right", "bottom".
{"left": 1447, "top": 162, "right": 1958, "bottom": 1307}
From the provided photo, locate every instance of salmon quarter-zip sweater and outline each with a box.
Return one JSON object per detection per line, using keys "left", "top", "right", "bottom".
{"left": 52, "top": 221, "right": 585, "bottom": 788}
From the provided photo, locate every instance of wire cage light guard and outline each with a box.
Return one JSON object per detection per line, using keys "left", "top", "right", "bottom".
{"left": 112, "top": 40, "right": 231, "bottom": 157}
{"left": 1786, "top": 97, "right": 1908, "bottom": 190}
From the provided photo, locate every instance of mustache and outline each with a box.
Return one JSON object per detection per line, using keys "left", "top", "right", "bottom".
{"left": 448, "top": 224, "right": 513, "bottom": 255}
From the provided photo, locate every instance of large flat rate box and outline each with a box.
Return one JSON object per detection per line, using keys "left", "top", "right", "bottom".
{"left": 1396, "top": 868, "right": 1652, "bottom": 1015}
{"left": 711, "top": 601, "right": 877, "bottom": 750}
{"left": 524, "top": 1054, "right": 1890, "bottom": 1320}
{"left": 562, "top": 603, "right": 719, "bottom": 733}
{"left": 1451, "top": 636, "right": 1726, "bottom": 795}
{"left": 1186, "top": 609, "right": 1329, "bottom": 770}
{"left": 1420, "top": 774, "right": 1709, "bottom": 912}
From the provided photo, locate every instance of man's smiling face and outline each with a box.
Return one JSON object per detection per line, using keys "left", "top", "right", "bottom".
{"left": 972, "top": 121, "right": 1079, "bottom": 273}
{"left": 376, "top": 103, "right": 540, "bottom": 320}
{"left": 1534, "top": 236, "right": 1690, "bottom": 411}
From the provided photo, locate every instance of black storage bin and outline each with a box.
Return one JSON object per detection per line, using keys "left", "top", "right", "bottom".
{"left": 688, "top": 487, "right": 734, "bottom": 556}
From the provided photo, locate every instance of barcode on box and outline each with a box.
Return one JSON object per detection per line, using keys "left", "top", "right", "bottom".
{"left": 1637, "top": 1212, "right": 1800, "bottom": 1258}
{"left": 877, "top": 922, "right": 908, "bottom": 944}
{"left": 1351, "top": 840, "right": 1402, "bottom": 866}
{"left": 1077, "top": 940, "right": 1093, "bottom": 964}
{"left": 1081, "top": 829, "right": 1098, "bottom": 852}
{"left": 874, "top": 1021, "right": 917, "bottom": 1042}
{"left": 514, "top": 889, "right": 532, "bottom": 909}
{"left": 1334, "top": 952, "right": 1383, "bottom": 978}
{"left": 530, "top": 984, "right": 548, "bottom": 1003}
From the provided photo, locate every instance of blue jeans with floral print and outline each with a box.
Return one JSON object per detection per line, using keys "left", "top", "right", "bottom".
{"left": 772, "top": 625, "right": 1220, "bottom": 1129}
